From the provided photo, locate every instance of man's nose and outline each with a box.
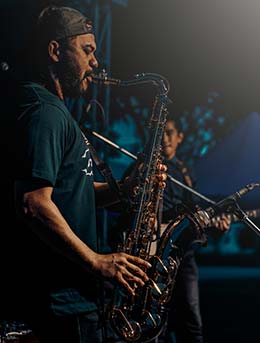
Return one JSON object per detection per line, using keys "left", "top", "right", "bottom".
{"left": 90, "top": 55, "right": 98, "bottom": 70}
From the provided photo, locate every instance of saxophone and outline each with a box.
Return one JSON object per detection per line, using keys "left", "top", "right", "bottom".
{"left": 92, "top": 72, "right": 206, "bottom": 342}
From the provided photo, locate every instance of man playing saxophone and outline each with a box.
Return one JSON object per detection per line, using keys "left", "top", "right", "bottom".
{"left": 1, "top": 5, "right": 167, "bottom": 343}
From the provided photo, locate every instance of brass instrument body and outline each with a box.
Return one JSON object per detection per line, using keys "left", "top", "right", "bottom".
{"left": 111, "top": 211, "right": 207, "bottom": 343}
{"left": 93, "top": 71, "right": 207, "bottom": 342}
{"left": 94, "top": 72, "right": 170, "bottom": 342}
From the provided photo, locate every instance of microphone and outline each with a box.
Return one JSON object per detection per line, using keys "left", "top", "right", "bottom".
{"left": 205, "top": 183, "right": 260, "bottom": 218}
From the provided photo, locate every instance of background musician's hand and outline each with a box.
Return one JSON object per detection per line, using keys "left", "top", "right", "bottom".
{"left": 120, "top": 162, "right": 167, "bottom": 201}
{"left": 92, "top": 252, "right": 151, "bottom": 295}
{"left": 158, "top": 163, "right": 167, "bottom": 189}
{"left": 212, "top": 214, "right": 231, "bottom": 232}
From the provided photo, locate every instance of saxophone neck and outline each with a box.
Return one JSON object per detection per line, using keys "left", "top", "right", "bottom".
{"left": 91, "top": 70, "right": 171, "bottom": 95}
{"left": 135, "top": 72, "right": 170, "bottom": 95}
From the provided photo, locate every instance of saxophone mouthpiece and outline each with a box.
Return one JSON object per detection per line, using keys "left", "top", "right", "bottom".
{"left": 91, "top": 69, "right": 121, "bottom": 86}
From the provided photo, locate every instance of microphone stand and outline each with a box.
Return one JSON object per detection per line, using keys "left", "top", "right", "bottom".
{"left": 84, "top": 127, "right": 216, "bottom": 205}
{"left": 242, "top": 216, "right": 260, "bottom": 237}
{"left": 85, "top": 127, "right": 260, "bottom": 238}
{"left": 206, "top": 194, "right": 260, "bottom": 237}
{"left": 228, "top": 200, "right": 260, "bottom": 237}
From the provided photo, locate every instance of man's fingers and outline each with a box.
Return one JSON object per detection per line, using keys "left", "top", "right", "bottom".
{"left": 126, "top": 254, "right": 151, "bottom": 269}
{"left": 125, "top": 261, "right": 149, "bottom": 282}
{"left": 117, "top": 273, "right": 136, "bottom": 295}
{"left": 118, "top": 267, "right": 146, "bottom": 286}
{"left": 116, "top": 267, "right": 147, "bottom": 295}
{"left": 110, "top": 253, "right": 152, "bottom": 294}
{"left": 161, "top": 173, "right": 167, "bottom": 181}
{"left": 159, "top": 163, "right": 167, "bottom": 172}
{"left": 160, "top": 181, "right": 166, "bottom": 189}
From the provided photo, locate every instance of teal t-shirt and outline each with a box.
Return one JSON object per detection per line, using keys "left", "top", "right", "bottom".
{"left": 15, "top": 82, "right": 99, "bottom": 315}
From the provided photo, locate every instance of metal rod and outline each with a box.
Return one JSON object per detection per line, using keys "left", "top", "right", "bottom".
{"left": 85, "top": 128, "right": 216, "bottom": 205}
{"left": 90, "top": 129, "right": 138, "bottom": 160}
{"left": 242, "top": 216, "right": 260, "bottom": 237}
{"left": 166, "top": 173, "right": 216, "bottom": 204}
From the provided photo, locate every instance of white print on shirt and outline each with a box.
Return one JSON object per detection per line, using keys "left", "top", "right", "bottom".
{"left": 82, "top": 148, "right": 89, "bottom": 159}
{"left": 82, "top": 158, "right": 93, "bottom": 176}
{"left": 81, "top": 131, "right": 93, "bottom": 176}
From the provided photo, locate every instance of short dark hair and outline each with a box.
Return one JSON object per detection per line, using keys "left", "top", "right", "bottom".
{"left": 166, "top": 112, "right": 183, "bottom": 133}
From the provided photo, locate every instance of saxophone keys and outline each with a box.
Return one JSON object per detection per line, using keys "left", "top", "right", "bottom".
{"left": 111, "top": 307, "right": 142, "bottom": 341}
{"left": 141, "top": 309, "right": 161, "bottom": 328}
{"left": 148, "top": 278, "right": 162, "bottom": 296}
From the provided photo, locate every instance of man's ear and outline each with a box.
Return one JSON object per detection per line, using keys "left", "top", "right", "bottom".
{"left": 48, "top": 40, "right": 60, "bottom": 62}
{"left": 178, "top": 132, "right": 184, "bottom": 144}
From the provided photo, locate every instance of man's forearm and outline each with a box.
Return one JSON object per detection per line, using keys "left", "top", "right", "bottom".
{"left": 94, "top": 181, "right": 121, "bottom": 208}
{"left": 16, "top": 187, "right": 98, "bottom": 273}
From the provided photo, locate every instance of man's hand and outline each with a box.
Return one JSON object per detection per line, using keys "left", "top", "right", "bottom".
{"left": 211, "top": 214, "right": 231, "bottom": 232}
{"left": 158, "top": 163, "right": 167, "bottom": 189}
{"left": 92, "top": 252, "right": 151, "bottom": 295}
{"left": 121, "top": 162, "right": 167, "bottom": 202}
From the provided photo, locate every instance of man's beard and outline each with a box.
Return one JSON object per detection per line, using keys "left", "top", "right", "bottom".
{"left": 58, "top": 59, "right": 86, "bottom": 98}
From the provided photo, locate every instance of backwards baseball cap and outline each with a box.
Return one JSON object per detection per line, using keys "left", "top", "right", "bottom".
{"left": 37, "top": 6, "right": 94, "bottom": 42}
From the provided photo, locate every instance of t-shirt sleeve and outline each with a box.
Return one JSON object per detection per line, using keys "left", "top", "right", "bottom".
{"left": 16, "top": 103, "right": 69, "bottom": 185}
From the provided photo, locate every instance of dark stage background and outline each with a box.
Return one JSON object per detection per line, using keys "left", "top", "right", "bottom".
{"left": 1, "top": 1, "right": 260, "bottom": 342}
